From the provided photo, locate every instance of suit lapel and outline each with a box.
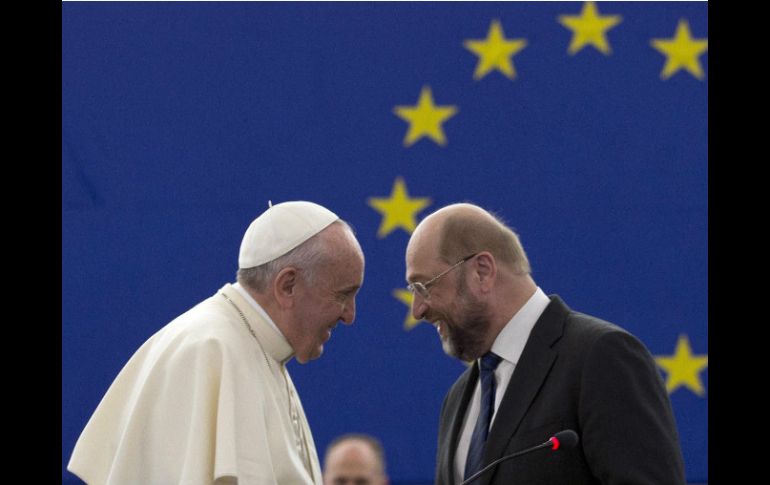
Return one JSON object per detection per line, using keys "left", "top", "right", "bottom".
{"left": 445, "top": 362, "right": 479, "bottom": 485}
{"left": 477, "top": 296, "right": 569, "bottom": 485}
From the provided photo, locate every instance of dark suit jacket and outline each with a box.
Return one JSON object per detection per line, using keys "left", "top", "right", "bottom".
{"left": 435, "top": 296, "right": 686, "bottom": 485}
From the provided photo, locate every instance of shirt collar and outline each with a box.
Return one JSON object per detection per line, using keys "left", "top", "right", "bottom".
{"left": 228, "top": 282, "right": 294, "bottom": 363}
{"left": 232, "top": 281, "right": 283, "bottom": 334}
{"left": 490, "top": 286, "right": 550, "bottom": 366}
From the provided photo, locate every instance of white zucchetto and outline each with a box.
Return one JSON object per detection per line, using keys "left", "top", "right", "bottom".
{"left": 238, "top": 201, "right": 339, "bottom": 268}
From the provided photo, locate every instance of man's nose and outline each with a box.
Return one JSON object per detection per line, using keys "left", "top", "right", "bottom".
{"left": 411, "top": 292, "right": 428, "bottom": 321}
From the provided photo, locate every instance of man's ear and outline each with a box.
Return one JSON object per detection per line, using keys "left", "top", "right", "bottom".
{"left": 473, "top": 252, "right": 497, "bottom": 292}
{"left": 273, "top": 267, "right": 298, "bottom": 309}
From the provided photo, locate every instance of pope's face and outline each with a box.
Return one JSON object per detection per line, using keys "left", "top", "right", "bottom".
{"left": 292, "top": 237, "right": 364, "bottom": 363}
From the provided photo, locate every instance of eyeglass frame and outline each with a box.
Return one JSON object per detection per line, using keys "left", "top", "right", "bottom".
{"left": 407, "top": 253, "right": 479, "bottom": 300}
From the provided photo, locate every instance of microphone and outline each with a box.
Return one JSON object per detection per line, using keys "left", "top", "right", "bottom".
{"left": 460, "top": 429, "right": 579, "bottom": 485}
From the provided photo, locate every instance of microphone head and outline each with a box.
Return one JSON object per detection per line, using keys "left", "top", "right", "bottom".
{"left": 550, "top": 429, "right": 579, "bottom": 450}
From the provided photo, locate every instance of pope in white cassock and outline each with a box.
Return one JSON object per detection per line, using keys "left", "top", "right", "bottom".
{"left": 68, "top": 201, "right": 366, "bottom": 485}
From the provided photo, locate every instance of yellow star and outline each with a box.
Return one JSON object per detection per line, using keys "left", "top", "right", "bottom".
{"left": 558, "top": 1, "right": 622, "bottom": 55}
{"left": 393, "top": 289, "right": 421, "bottom": 330}
{"left": 655, "top": 334, "right": 708, "bottom": 396}
{"left": 651, "top": 19, "right": 708, "bottom": 80}
{"left": 367, "top": 177, "right": 431, "bottom": 238}
{"left": 464, "top": 19, "right": 527, "bottom": 80}
{"left": 393, "top": 86, "right": 458, "bottom": 147}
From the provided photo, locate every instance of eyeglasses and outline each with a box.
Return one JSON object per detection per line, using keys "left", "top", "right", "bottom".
{"left": 407, "top": 253, "right": 478, "bottom": 300}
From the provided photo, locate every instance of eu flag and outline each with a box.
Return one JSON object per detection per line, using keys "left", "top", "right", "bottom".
{"left": 63, "top": 2, "right": 707, "bottom": 483}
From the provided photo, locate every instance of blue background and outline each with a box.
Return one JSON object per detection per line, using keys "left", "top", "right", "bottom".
{"left": 62, "top": 2, "right": 707, "bottom": 483}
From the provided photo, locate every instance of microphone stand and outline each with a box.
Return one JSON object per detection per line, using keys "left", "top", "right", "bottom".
{"left": 459, "top": 439, "right": 555, "bottom": 485}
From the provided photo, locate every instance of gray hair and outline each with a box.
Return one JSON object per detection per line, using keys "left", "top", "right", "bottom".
{"left": 237, "top": 220, "right": 354, "bottom": 292}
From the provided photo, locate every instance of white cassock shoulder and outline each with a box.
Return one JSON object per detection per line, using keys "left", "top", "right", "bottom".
{"left": 68, "top": 298, "right": 291, "bottom": 485}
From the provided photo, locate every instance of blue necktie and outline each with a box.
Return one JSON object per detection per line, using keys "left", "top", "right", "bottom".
{"left": 464, "top": 352, "right": 503, "bottom": 481}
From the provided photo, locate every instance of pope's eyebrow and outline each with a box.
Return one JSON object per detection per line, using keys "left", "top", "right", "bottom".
{"left": 338, "top": 284, "right": 360, "bottom": 294}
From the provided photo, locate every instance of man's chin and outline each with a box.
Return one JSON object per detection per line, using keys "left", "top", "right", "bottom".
{"left": 440, "top": 335, "right": 484, "bottom": 362}
{"left": 440, "top": 336, "right": 462, "bottom": 360}
{"left": 296, "top": 346, "right": 323, "bottom": 364}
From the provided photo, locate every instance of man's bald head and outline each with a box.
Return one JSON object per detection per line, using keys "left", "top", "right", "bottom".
{"left": 323, "top": 434, "right": 389, "bottom": 485}
{"left": 409, "top": 203, "right": 531, "bottom": 275}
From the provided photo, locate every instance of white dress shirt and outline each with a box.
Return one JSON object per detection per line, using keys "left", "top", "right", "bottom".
{"left": 454, "top": 287, "right": 551, "bottom": 483}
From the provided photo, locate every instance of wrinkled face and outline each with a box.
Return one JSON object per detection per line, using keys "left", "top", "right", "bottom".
{"left": 406, "top": 230, "right": 491, "bottom": 362}
{"left": 292, "top": 243, "right": 364, "bottom": 364}
{"left": 323, "top": 441, "right": 387, "bottom": 485}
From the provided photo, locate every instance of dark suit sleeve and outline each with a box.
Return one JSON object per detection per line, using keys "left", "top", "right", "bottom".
{"left": 578, "top": 330, "right": 686, "bottom": 485}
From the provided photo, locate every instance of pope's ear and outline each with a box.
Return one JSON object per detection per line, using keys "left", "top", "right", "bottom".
{"left": 273, "top": 267, "right": 298, "bottom": 308}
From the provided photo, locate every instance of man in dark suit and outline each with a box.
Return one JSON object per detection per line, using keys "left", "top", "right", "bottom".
{"left": 404, "top": 203, "right": 685, "bottom": 485}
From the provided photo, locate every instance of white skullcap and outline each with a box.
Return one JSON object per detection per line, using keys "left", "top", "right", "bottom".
{"left": 238, "top": 201, "right": 339, "bottom": 268}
